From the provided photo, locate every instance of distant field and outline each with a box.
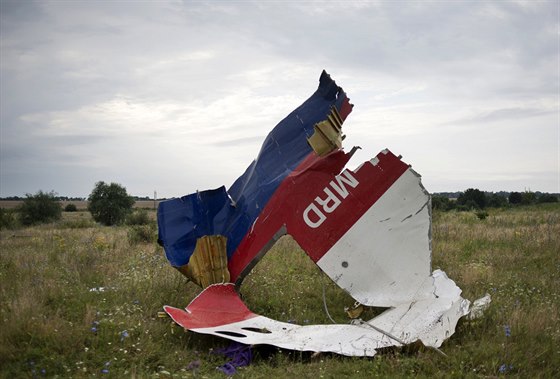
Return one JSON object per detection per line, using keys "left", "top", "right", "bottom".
{"left": 0, "top": 204, "right": 558, "bottom": 377}
{"left": 0, "top": 200, "right": 161, "bottom": 210}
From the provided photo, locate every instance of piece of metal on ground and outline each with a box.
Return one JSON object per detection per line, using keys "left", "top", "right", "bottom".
{"left": 158, "top": 71, "right": 489, "bottom": 357}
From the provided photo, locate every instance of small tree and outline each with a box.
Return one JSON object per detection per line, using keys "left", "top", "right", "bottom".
{"left": 431, "top": 195, "right": 454, "bottom": 211}
{"left": 487, "top": 193, "right": 508, "bottom": 208}
{"left": 521, "top": 191, "right": 536, "bottom": 205}
{"left": 508, "top": 192, "right": 523, "bottom": 205}
{"left": 457, "top": 188, "right": 487, "bottom": 210}
{"left": 88, "top": 181, "right": 134, "bottom": 226}
{"left": 18, "top": 190, "right": 62, "bottom": 226}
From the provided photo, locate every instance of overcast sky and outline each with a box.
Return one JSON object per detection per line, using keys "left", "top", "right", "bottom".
{"left": 1, "top": 0, "right": 558, "bottom": 198}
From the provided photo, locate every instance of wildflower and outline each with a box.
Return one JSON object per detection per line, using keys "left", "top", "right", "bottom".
{"left": 218, "top": 362, "right": 237, "bottom": 376}
{"left": 498, "top": 363, "right": 515, "bottom": 373}
{"left": 504, "top": 325, "right": 511, "bottom": 337}
{"left": 187, "top": 360, "right": 201, "bottom": 370}
{"left": 91, "top": 327, "right": 97, "bottom": 333}
{"left": 101, "top": 361, "right": 111, "bottom": 373}
{"left": 120, "top": 330, "right": 130, "bottom": 342}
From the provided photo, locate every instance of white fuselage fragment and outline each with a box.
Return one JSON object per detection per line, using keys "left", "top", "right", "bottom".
{"left": 164, "top": 151, "right": 484, "bottom": 357}
{"left": 317, "top": 167, "right": 432, "bottom": 307}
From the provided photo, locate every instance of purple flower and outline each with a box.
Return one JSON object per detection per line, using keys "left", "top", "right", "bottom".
{"left": 120, "top": 330, "right": 130, "bottom": 342}
{"left": 101, "top": 368, "right": 109, "bottom": 374}
{"left": 187, "top": 360, "right": 201, "bottom": 370}
{"left": 217, "top": 362, "right": 236, "bottom": 376}
{"left": 504, "top": 325, "right": 511, "bottom": 337}
{"left": 91, "top": 327, "right": 97, "bottom": 333}
{"left": 499, "top": 364, "right": 507, "bottom": 373}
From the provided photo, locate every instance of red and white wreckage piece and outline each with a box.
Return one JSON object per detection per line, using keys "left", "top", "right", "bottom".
{"left": 159, "top": 71, "right": 489, "bottom": 357}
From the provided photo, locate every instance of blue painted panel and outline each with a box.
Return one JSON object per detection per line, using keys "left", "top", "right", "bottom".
{"left": 157, "top": 71, "right": 350, "bottom": 268}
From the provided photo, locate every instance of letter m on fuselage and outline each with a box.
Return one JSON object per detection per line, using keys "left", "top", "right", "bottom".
{"left": 303, "top": 170, "right": 359, "bottom": 228}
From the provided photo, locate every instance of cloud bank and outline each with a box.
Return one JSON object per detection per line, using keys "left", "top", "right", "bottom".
{"left": 1, "top": 0, "right": 558, "bottom": 197}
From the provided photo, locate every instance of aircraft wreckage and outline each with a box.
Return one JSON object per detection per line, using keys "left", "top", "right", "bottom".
{"left": 157, "top": 71, "right": 488, "bottom": 357}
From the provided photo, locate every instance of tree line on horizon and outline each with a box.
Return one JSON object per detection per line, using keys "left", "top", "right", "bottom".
{"left": 1, "top": 190, "right": 558, "bottom": 203}
{"left": 1, "top": 185, "right": 558, "bottom": 230}
{"left": 432, "top": 188, "right": 558, "bottom": 212}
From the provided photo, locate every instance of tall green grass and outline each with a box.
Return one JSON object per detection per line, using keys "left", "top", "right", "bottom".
{"left": 0, "top": 206, "right": 558, "bottom": 377}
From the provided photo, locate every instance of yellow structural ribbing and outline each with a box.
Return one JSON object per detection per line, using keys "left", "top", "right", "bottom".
{"left": 176, "top": 235, "right": 230, "bottom": 288}
{"left": 307, "top": 106, "right": 345, "bottom": 156}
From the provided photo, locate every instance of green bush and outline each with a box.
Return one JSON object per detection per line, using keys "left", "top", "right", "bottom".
{"left": 126, "top": 209, "right": 151, "bottom": 225}
{"left": 87, "top": 181, "right": 134, "bottom": 226}
{"left": 475, "top": 210, "right": 489, "bottom": 220}
{"left": 521, "top": 191, "right": 537, "bottom": 205}
{"left": 64, "top": 204, "right": 78, "bottom": 212}
{"left": 509, "top": 192, "right": 523, "bottom": 204}
{"left": 457, "top": 188, "right": 486, "bottom": 210}
{"left": 0, "top": 208, "right": 19, "bottom": 230}
{"left": 487, "top": 193, "right": 508, "bottom": 208}
{"left": 431, "top": 195, "right": 455, "bottom": 211}
{"left": 127, "top": 225, "right": 157, "bottom": 244}
{"left": 538, "top": 194, "right": 559, "bottom": 203}
{"left": 17, "top": 191, "right": 62, "bottom": 226}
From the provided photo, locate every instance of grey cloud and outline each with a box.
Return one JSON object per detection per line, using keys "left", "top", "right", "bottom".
{"left": 211, "top": 135, "right": 265, "bottom": 148}
{"left": 1, "top": 0, "right": 558, "bottom": 196}
{"left": 454, "top": 107, "right": 556, "bottom": 125}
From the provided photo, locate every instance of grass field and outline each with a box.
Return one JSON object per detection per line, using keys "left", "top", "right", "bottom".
{"left": 0, "top": 204, "right": 558, "bottom": 378}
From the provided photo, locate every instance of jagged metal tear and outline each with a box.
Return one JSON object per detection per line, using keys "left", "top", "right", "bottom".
{"left": 160, "top": 72, "right": 484, "bottom": 356}
{"left": 164, "top": 156, "right": 474, "bottom": 357}
{"left": 166, "top": 270, "right": 470, "bottom": 357}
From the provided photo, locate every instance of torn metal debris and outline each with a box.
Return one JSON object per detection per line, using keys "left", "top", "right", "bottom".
{"left": 157, "top": 71, "right": 488, "bottom": 357}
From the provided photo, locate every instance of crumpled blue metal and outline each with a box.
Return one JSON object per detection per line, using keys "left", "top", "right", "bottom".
{"left": 157, "top": 71, "right": 350, "bottom": 270}
{"left": 213, "top": 342, "right": 253, "bottom": 375}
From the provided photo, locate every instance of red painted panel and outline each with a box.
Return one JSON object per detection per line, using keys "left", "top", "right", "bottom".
{"left": 164, "top": 284, "right": 256, "bottom": 329}
{"left": 228, "top": 149, "right": 409, "bottom": 282}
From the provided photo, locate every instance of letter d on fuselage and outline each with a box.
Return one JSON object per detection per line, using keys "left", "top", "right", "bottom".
{"left": 303, "top": 170, "right": 359, "bottom": 228}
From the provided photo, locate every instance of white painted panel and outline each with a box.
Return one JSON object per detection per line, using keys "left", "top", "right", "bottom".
{"left": 185, "top": 271, "right": 470, "bottom": 354}
{"left": 317, "top": 168, "right": 432, "bottom": 306}
{"left": 365, "top": 270, "right": 470, "bottom": 347}
{"left": 191, "top": 315, "right": 397, "bottom": 357}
